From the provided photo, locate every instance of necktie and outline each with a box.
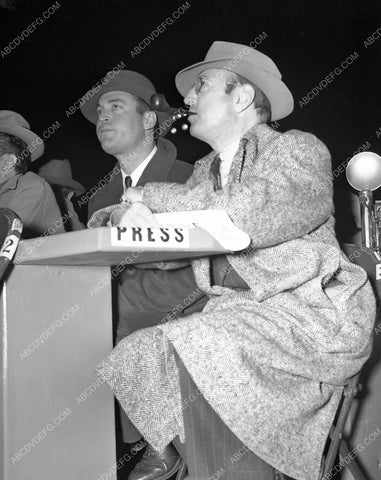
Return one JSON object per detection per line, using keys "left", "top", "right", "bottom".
{"left": 210, "top": 155, "right": 222, "bottom": 191}
{"left": 120, "top": 176, "right": 132, "bottom": 203}
{"left": 124, "top": 176, "right": 132, "bottom": 190}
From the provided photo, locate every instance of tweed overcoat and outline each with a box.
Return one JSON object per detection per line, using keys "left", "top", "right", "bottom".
{"left": 98, "top": 124, "right": 375, "bottom": 480}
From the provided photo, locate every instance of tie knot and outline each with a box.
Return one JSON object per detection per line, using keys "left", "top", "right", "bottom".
{"left": 120, "top": 176, "right": 133, "bottom": 203}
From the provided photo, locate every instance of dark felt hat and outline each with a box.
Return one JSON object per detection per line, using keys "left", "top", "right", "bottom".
{"left": 80, "top": 70, "right": 171, "bottom": 135}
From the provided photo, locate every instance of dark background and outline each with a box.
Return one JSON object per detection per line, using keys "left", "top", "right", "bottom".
{"left": 1, "top": 0, "right": 381, "bottom": 235}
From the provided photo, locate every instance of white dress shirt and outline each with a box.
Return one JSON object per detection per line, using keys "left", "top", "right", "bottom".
{"left": 121, "top": 145, "right": 158, "bottom": 193}
{"left": 217, "top": 140, "right": 240, "bottom": 187}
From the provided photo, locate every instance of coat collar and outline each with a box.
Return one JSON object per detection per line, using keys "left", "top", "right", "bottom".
{"left": 136, "top": 138, "right": 177, "bottom": 185}
{"left": 232, "top": 124, "right": 280, "bottom": 182}
{"left": 204, "top": 123, "right": 280, "bottom": 164}
{"left": 0, "top": 173, "right": 23, "bottom": 193}
{"left": 91, "top": 138, "right": 178, "bottom": 209}
{"left": 203, "top": 123, "right": 280, "bottom": 185}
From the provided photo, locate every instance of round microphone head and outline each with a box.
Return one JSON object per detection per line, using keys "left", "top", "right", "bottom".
{"left": 346, "top": 151, "right": 381, "bottom": 191}
{"left": 150, "top": 93, "right": 166, "bottom": 110}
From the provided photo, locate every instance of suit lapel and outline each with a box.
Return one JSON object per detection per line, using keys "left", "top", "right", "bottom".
{"left": 89, "top": 164, "right": 123, "bottom": 216}
{"left": 103, "top": 166, "right": 123, "bottom": 204}
{"left": 89, "top": 139, "right": 177, "bottom": 217}
{"left": 137, "top": 138, "right": 177, "bottom": 186}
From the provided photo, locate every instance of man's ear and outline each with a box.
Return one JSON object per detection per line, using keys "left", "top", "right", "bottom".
{"left": 234, "top": 84, "right": 255, "bottom": 113}
{"left": 143, "top": 110, "right": 157, "bottom": 130}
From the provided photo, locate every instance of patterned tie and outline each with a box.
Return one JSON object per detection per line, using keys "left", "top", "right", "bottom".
{"left": 209, "top": 155, "right": 222, "bottom": 191}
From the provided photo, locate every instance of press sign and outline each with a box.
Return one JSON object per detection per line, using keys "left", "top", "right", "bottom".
{"left": 111, "top": 226, "right": 189, "bottom": 248}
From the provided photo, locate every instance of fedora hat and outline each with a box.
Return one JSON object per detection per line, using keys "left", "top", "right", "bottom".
{"left": 0, "top": 110, "right": 44, "bottom": 161}
{"left": 80, "top": 70, "right": 171, "bottom": 135}
{"left": 38, "top": 159, "right": 85, "bottom": 196}
{"left": 175, "top": 41, "right": 294, "bottom": 121}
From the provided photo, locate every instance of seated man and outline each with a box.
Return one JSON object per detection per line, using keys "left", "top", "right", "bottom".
{"left": 80, "top": 71, "right": 209, "bottom": 461}
{"left": 0, "top": 110, "right": 65, "bottom": 238}
{"left": 80, "top": 71, "right": 208, "bottom": 340}
{"left": 97, "top": 42, "right": 375, "bottom": 480}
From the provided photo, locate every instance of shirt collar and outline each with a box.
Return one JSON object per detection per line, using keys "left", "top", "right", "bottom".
{"left": 218, "top": 140, "right": 240, "bottom": 163}
{"left": 121, "top": 145, "right": 158, "bottom": 188}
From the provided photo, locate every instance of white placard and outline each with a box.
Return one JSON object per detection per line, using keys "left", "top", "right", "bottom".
{"left": 0, "top": 234, "right": 19, "bottom": 260}
{"left": 111, "top": 226, "right": 190, "bottom": 248}
{"left": 154, "top": 210, "right": 250, "bottom": 251}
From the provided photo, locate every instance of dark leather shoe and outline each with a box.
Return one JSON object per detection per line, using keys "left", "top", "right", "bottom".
{"left": 128, "top": 443, "right": 181, "bottom": 480}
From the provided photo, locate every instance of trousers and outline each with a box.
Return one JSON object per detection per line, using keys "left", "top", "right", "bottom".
{"left": 173, "top": 351, "right": 275, "bottom": 480}
{"left": 114, "top": 265, "right": 209, "bottom": 443}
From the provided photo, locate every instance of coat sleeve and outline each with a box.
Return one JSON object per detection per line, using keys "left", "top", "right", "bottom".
{"left": 7, "top": 180, "right": 65, "bottom": 237}
{"left": 142, "top": 132, "right": 333, "bottom": 248}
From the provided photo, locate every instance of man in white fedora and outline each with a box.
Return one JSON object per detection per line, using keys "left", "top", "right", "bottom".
{"left": 0, "top": 111, "right": 65, "bottom": 238}
{"left": 97, "top": 42, "right": 375, "bottom": 480}
{"left": 38, "top": 158, "right": 85, "bottom": 231}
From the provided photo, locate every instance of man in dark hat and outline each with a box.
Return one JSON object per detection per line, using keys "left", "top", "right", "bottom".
{"left": 80, "top": 70, "right": 192, "bottom": 219}
{"left": 98, "top": 42, "right": 375, "bottom": 480}
{"left": 0, "top": 111, "right": 65, "bottom": 238}
{"left": 80, "top": 70, "right": 208, "bottom": 474}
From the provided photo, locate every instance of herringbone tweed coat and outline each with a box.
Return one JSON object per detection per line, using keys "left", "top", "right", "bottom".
{"left": 97, "top": 123, "right": 375, "bottom": 480}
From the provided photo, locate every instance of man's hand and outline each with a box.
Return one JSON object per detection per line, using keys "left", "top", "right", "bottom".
{"left": 118, "top": 202, "right": 159, "bottom": 227}
{"left": 124, "top": 186, "right": 144, "bottom": 203}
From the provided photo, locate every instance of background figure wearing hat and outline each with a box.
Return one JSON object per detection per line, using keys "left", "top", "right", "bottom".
{"left": 38, "top": 159, "right": 85, "bottom": 231}
{"left": 97, "top": 42, "right": 375, "bottom": 480}
{"left": 0, "top": 111, "right": 65, "bottom": 238}
{"left": 80, "top": 70, "right": 208, "bottom": 471}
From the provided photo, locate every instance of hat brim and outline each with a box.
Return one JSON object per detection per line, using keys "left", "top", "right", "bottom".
{"left": 175, "top": 59, "right": 294, "bottom": 122}
{"left": 0, "top": 124, "right": 44, "bottom": 161}
{"left": 80, "top": 85, "right": 171, "bottom": 136}
{"left": 39, "top": 174, "right": 85, "bottom": 196}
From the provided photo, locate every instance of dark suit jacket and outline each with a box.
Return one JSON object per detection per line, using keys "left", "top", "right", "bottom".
{"left": 88, "top": 138, "right": 193, "bottom": 217}
{"left": 88, "top": 138, "right": 208, "bottom": 336}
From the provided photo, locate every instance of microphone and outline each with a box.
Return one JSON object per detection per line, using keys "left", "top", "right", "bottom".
{"left": 150, "top": 93, "right": 189, "bottom": 134}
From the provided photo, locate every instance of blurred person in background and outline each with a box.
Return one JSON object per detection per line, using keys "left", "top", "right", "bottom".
{"left": 38, "top": 158, "right": 85, "bottom": 231}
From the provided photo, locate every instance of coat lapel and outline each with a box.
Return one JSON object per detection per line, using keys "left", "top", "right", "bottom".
{"left": 88, "top": 138, "right": 177, "bottom": 218}
{"left": 88, "top": 167, "right": 123, "bottom": 217}
{"left": 137, "top": 138, "right": 177, "bottom": 186}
